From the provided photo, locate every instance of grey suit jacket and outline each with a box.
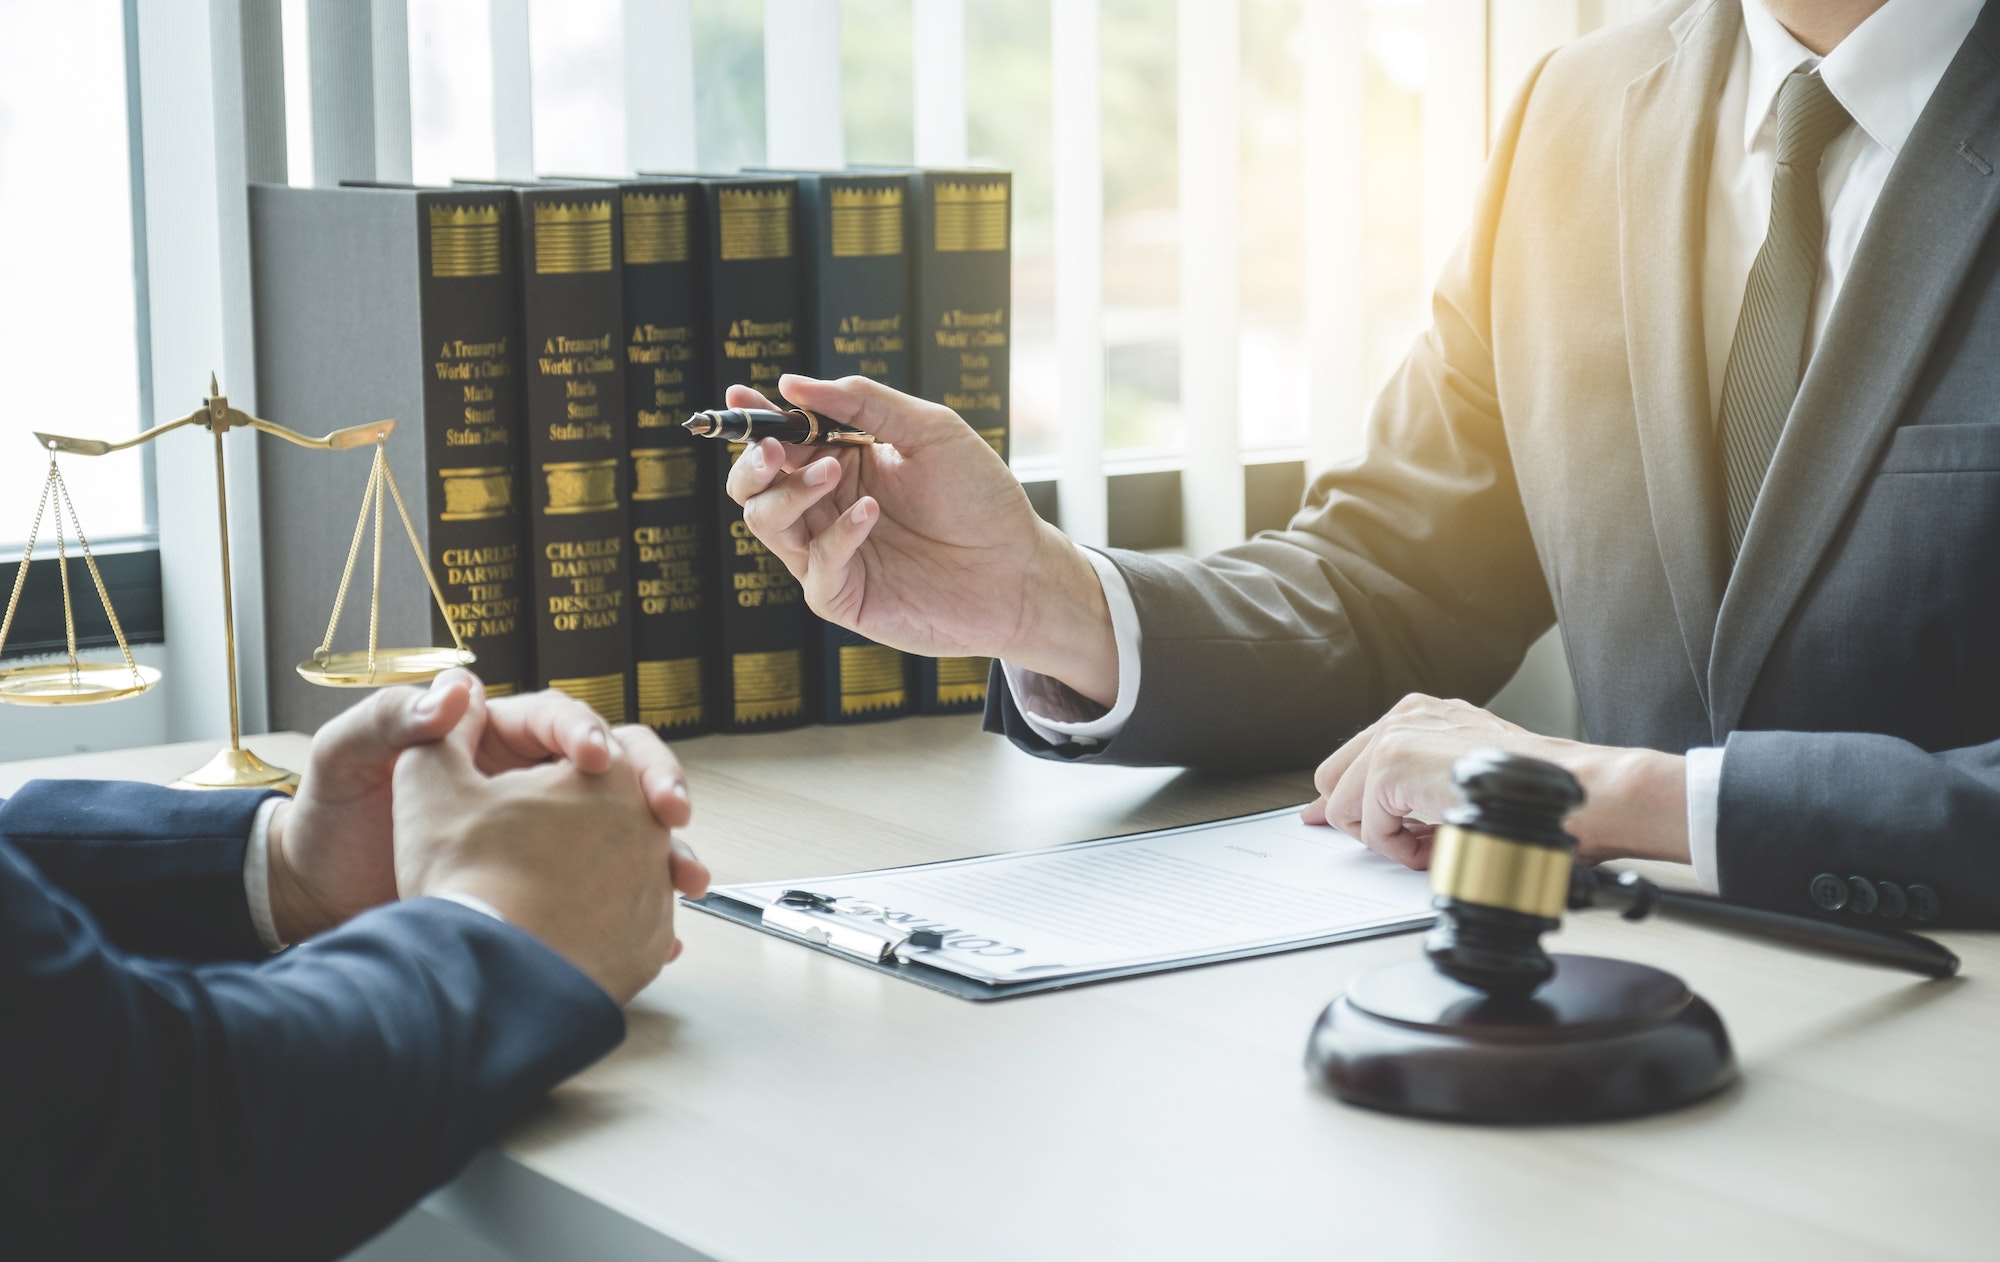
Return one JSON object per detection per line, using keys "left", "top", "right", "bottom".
{"left": 988, "top": 0, "right": 2000, "bottom": 928}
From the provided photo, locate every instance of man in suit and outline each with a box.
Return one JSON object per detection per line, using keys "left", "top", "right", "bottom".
{"left": 724, "top": 0, "right": 1999, "bottom": 927}
{"left": 1, "top": 669, "right": 709, "bottom": 1260}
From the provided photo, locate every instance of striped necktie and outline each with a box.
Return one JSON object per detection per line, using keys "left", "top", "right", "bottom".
{"left": 1716, "top": 70, "right": 1854, "bottom": 556}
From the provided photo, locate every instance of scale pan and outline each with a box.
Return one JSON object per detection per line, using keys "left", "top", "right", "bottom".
{"left": 0, "top": 661, "right": 162, "bottom": 706}
{"left": 297, "top": 646, "right": 477, "bottom": 688}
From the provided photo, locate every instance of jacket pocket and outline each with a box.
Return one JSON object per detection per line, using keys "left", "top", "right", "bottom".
{"left": 1879, "top": 423, "right": 2000, "bottom": 474}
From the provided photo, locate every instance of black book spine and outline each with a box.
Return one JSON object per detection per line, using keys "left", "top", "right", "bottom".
{"left": 517, "top": 188, "right": 633, "bottom": 722}
{"left": 909, "top": 169, "right": 1012, "bottom": 713}
{"left": 797, "top": 173, "right": 914, "bottom": 724}
{"left": 621, "top": 182, "right": 715, "bottom": 738}
{"left": 417, "top": 191, "right": 531, "bottom": 696}
{"left": 702, "top": 177, "right": 813, "bottom": 732}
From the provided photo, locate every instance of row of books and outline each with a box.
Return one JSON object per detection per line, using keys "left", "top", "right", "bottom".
{"left": 249, "top": 166, "right": 1011, "bottom": 738}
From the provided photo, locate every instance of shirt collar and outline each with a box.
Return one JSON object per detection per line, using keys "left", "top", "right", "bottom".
{"left": 1739, "top": 0, "right": 1984, "bottom": 157}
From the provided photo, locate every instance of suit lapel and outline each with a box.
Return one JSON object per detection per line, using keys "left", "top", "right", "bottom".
{"left": 1708, "top": 8, "right": 2000, "bottom": 737}
{"left": 1618, "top": 0, "right": 1738, "bottom": 712}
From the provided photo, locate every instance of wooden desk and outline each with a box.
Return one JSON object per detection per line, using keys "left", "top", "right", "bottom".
{"left": 5, "top": 721, "right": 1995, "bottom": 1261}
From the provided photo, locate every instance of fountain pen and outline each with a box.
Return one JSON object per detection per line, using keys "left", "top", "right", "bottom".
{"left": 681, "top": 406, "right": 875, "bottom": 446}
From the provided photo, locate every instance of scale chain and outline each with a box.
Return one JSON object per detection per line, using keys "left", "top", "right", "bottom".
{"left": 56, "top": 460, "right": 141, "bottom": 681}
{"left": 369, "top": 445, "right": 384, "bottom": 669}
{"left": 0, "top": 460, "right": 58, "bottom": 660}
{"left": 319, "top": 447, "right": 379, "bottom": 660}
{"left": 53, "top": 466, "right": 75, "bottom": 687}
{"left": 377, "top": 450, "right": 469, "bottom": 655}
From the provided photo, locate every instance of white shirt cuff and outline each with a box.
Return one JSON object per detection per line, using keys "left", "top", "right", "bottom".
{"left": 1685, "top": 746, "right": 1725, "bottom": 894}
{"left": 1000, "top": 546, "right": 1142, "bottom": 748}
{"left": 242, "top": 798, "right": 508, "bottom": 951}
{"left": 433, "top": 891, "right": 508, "bottom": 923}
{"left": 242, "top": 797, "right": 287, "bottom": 953}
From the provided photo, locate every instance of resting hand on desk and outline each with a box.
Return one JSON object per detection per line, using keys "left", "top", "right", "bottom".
{"left": 723, "top": 374, "right": 1122, "bottom": 707}
{"left": 1302, "top": 693, "right": 1690, "bottom": 869}
{"left": 264, "top": 667, "right": 709, "bottom": 945}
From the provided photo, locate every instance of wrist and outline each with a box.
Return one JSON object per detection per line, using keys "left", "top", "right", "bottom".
{"left": 1565, "top": 746, "right": 1689, "bottom": 864}
{"left": 1001, "top": 527, "right": 1120, "bottom": 708}
{"left": 264, "top": 801, "right": 340, "bottom": 943}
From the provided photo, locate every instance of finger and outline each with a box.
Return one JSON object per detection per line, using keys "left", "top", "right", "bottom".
{"left": 802, "top": 497, "right": 879, "bottom": 609}
{"left": 724, "top": 382, "right": 780, "bottom": 412}
{"left": 480, "top": 689, "right": 615, "bottom": 774}
{"left": 671, "top": 835, "right": 710, "bottom": 898}
{"left": 724, "top": 435, "right": 788, "bottom": 506}
{"left": 1324, "top": 740, "right": 1375, "bottom": 837}
{"left": 1314, "top": 719, "right": 1380, "bottom": 799}
{"left": 775, "top": 373, "right": 965, "bottom": 453}
{"left": 1355, "top": 755, "right": 1439, "bottom": 868}
{"left": 1300, "top": 795, "right": 1330, "bottom": 826}
{"left": 398, "top": 677, "right": 489, "bottom": 789}
{"left": 316, "top": 670, "right": 475, "bottom": 781}
{"left": 1360, "top": 792, "right": 1424, "bottom": 868}
{"left": 741, "top": 455, "right": 845, "bottom": 567}
{"left": 610, "top": 724, "right": 694, "bottom": 830}
{"left": 402, "top": 668, "right": 476, "bottom": 743}
{"left": 667, "top": 937, "right": 684, "bottom": 965}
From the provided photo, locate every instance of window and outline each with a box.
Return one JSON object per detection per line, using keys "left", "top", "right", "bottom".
{"left": 0, "top": 0, "right": 149, "bottom": 549}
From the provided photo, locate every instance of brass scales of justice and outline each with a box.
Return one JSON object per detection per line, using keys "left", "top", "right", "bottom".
{"left": 0, "top": 376, "right": 475, "bottom": 792}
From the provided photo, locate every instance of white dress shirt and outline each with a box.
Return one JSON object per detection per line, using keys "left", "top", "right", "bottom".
{"left": 1004, "top": 0, "right": 1983, "bottom": 891}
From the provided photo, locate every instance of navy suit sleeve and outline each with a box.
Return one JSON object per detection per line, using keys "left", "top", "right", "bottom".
{"left": 0, "top": 840, "right": 625, "bottom": 1262}
{"left": 0, "top": 780, "right": 277, "bottom": 961}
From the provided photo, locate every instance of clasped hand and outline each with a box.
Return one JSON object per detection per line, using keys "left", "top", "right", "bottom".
{"left": 264, "top": 669, "right": 709, "bottom": 1003}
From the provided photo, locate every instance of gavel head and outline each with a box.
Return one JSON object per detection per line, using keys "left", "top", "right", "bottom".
{"left": 1423, "top": 749, "right": 1584, "bottom": 997}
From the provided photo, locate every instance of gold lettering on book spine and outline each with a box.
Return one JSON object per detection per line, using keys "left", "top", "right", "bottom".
{"left": 732, "top": 649, "right": 803, "bottom": 723}
{"left": 719, "top": 187, "right": 793, "bottom": 260}
{"left": 438, "top": 466, "right": 513, "bottom": 520}
{"left": 838, "top": 643, "right": 906, "bottom": 714}
{"left": 934, "top": 655, "right": 990, "bottom": 705}
{"left": 630, "top": 448, "right": 695, "bottom": 501}
{"left": 430, "top": 203, "right": 504, "bottom": 277}
{"left": 637, "top": 656, "right": 703, "bottom": 729}
{"left": 542, "top": 459, "right": 619, "bottom": 514}
{"left": 623, "top": 192, "right": 690, "bottom": 265}
{"left": 830, "top": 185, "right": 903, "bottom": 258}
{"left": 549, "top": 672, "right": 627, "bottom": 724}
{"left": 533, "top": 200, "right": 614, "bottom": 274}
{"left": 934, "top": 182, "right": 1007, "bottom": 253}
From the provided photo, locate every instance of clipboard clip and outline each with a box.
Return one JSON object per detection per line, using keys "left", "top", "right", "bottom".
{"left": 764, "top": 890, "right": 920, "bottom": 963}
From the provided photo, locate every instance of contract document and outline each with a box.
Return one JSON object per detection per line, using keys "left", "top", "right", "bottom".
{"left": 697, "top": 807, "right": 1435, "bottom": 992}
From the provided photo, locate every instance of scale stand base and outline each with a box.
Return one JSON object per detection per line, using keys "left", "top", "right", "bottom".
{"left": 172, "top": 745, "right": 300, "bottom": 794}
{"left": 1306, "top": 953, "right": 1736, "bottom": 1123}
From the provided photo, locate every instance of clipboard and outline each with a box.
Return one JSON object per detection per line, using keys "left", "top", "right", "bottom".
{"left": 685, "top": 891, "right": 1431, "bottom": 1001}
{"left": 682, "top": 809, "right": 1435, "bottom": 1002}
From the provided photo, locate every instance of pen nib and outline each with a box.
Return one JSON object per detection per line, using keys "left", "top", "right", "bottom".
{"left": 682, "top": 413, "right": 715, "bottom": 437}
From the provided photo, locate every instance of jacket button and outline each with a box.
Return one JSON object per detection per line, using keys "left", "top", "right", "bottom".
{"left": 1907, "top": 884, "right": 1941, "bottom": 923}
{"left": 1874, "top": 881, "right": 1907, "bottom": 921}
{"left": 1810, "top": 872, "right": 1848, "bottom": 911}
{"left": 1846, "top": 876, "right": 1878, "bottom": 916}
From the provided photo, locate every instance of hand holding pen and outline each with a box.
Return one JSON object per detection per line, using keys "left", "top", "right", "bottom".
{"left": 718, "top": 375, "right": 1116, "bottom": 707}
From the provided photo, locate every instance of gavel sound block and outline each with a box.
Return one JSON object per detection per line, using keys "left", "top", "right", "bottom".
{"left": 1305, "top": 751, "right": 1735, "bottom": 1124}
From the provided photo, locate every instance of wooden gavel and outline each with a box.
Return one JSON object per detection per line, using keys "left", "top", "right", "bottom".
{"left": 1306, "top": 749, "right": 1959, "bottom": 1124}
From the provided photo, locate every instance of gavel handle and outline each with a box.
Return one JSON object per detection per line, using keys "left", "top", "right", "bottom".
{"left": 1570, "top": 868, "right": 1961, "bottom": 980}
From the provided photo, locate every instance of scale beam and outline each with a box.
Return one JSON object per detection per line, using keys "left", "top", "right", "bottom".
{"left": 3, "top": 375, "right": 462, "bottom": 795}
{"left": 35, "top": 413, "right": 394, "bottom": 457}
